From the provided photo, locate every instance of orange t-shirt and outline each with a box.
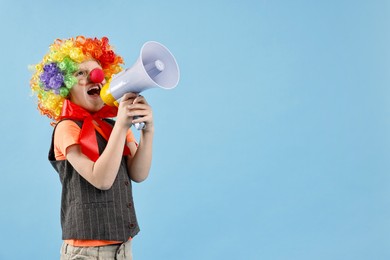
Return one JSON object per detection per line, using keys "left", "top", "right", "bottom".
{"left": 54, "top": 120, "right": 135, "bottom": 246}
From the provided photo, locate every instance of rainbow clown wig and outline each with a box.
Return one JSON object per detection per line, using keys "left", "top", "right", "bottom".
{"left": 30, "top": 36, "right": 124, "bottom": 121}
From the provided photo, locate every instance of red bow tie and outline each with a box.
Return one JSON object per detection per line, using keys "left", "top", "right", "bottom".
{"left": 60, "top": 99, "right": 130, "bottom": 162}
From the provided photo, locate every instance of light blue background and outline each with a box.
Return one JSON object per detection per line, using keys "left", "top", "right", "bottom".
{"left": 0, "top": 0, "right": 389, "bottom": 259}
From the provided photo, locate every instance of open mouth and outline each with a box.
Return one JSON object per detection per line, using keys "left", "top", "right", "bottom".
{"left": 87, "top": 85, "right": 101, "bottom": 96}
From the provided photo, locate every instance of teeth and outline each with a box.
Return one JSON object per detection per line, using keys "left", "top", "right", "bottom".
{"left": 88, "top": 85, "right": 100, "bottom": 91}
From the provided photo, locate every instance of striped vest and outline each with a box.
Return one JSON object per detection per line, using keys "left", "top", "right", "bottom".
{"left": 48, "top": 120, "right": 140, "bottom": 241}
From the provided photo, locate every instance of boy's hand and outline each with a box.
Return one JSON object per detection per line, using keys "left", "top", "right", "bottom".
{"left": 129, "top": 95, "right": 154, "bottom": 132}
{"left": 115, "top": 93, "right": 154, "bottom": 132}
{"left": 116, "top": 92, "right": 138, "bottom": 128}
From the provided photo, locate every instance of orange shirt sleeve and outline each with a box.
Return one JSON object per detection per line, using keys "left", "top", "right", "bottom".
{"left": 126, "top": 128, "right": 136, "bottom": 144}
{"left": 54, "top": 120, "right": 81, "bottom": 160}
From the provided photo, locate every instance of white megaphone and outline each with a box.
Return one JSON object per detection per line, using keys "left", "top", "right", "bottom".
{"left": 100, "top": 41, "right": 180, "bottom": 129}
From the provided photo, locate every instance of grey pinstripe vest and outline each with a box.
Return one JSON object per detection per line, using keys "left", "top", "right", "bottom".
{"left": 48, "top": 120, "right": 140, "bottom": 241}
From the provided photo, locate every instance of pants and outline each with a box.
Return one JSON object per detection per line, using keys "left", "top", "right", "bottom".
{"left": 60, "top": 240, "right": 133, "bottom": 260}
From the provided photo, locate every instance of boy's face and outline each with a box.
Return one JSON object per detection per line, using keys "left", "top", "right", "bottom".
{"left": 69, "top": 60, "right": 106, "bottom": 113}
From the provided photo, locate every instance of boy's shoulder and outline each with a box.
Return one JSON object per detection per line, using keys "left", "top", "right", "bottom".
{"left": 54, "top": 120, "right": 82, "bottom": 138}
{"left": 55, "top": 119, "right": 81, "bottom": 130}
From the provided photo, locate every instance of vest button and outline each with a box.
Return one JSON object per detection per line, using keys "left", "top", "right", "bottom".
{"left": 128, "top": 223, "right": 135, "bottom": 229}
{"left": 127, "top": 202, "right": 132, "bottom": 208}
{"left": 124, "top": 181, "right": 129, "bottom": 186}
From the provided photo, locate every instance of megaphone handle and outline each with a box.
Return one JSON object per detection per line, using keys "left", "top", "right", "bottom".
{"left": 133, "top": 116, "right": 146, "bottom": 130}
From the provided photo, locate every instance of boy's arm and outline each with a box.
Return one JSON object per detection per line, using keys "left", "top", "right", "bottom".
{"left": 66, "top": 124, "right": 129, "bottom": 190}
{"left": 127, "top": 129, "right": 154, "bottom": 183}
{"left": 66, "top": 93, "right": 139, "bottom": 190}
{"left": 126, "top": 95, "right": 154, "bottom": 183}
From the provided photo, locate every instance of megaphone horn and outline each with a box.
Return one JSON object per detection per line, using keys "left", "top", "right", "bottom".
{"left": 100, "top": 41, "right": 180, "bottom": 107}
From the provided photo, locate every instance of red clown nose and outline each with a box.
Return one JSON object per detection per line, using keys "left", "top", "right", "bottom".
{"left": 89, "top": 68, "right": 105, "bottom": 83}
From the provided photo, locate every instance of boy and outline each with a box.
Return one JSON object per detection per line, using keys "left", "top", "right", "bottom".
{"left": 30, "top": 36, "right": 153, "bottom": 259}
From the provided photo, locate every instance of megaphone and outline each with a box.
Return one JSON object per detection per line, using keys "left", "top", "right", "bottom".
{"left": 100, "top": 41, "right": 180, "bottom": 106}
{"left": 100, "top": 41, "right": 180, "bottom": 130}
